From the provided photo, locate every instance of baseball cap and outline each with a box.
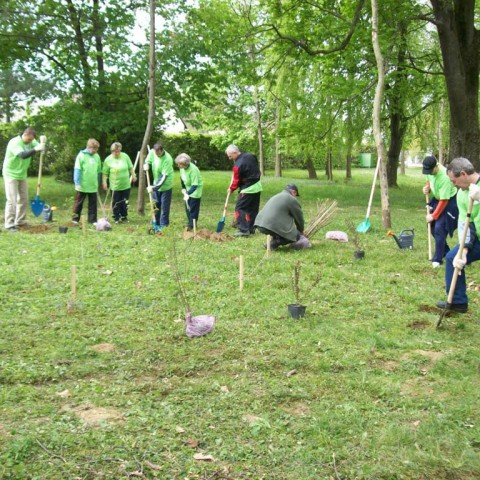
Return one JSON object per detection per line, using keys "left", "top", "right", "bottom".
{"left": 286, "top": 183, "right": 300, "bottom": 196}
{"left": 422, "top": 156, "right": 437, "bottom": 175}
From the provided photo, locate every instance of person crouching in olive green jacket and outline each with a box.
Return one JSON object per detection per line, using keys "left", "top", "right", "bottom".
{"left": 255, "top": 184, "right": 305, "bottom": 249}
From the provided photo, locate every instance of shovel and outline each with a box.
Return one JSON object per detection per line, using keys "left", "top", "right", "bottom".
{"left": 425, "top": 182, "right": 432, "bottom": 261}
{"left": 216, "top": 189, "right": 231, "bottom": 233}
{"left": 356, "top": 158, "right": 381, "bottom": 233}
{"left": 31, "top": 137, "right": 47, "bottom": 216}
{"left": 437, "top": 197, "right": 474, "bottom": 328}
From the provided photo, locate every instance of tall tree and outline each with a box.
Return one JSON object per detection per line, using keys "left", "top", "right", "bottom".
{"left": 371, "top": 0, "right": 391, "bottom": 228}
{"left": 429, "top": 0, "right": 480, "bottom": 165}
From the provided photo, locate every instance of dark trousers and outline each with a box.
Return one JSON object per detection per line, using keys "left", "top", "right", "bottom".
{"left": 445, "top": 237, "right": 480, "bottom": 305}
{"left": 185, "top": 196, "right": 201, "bottom": 228}
{"left": 257, "top": 226, "right": 299, "bottom": 247}
{"left": 153, "top": 188, "right": 172, "bottom": 227}
{"left": 72, "top": 191, "right": 97, "bottom": 224}
{"left": 235, "top": 192, "right": 261, "bottom": 233}
{"left": 429, "top": 196, "right": 458, "bottom": 264}
{"left": 112, "top": 189, "right": 130, "bottom": 221}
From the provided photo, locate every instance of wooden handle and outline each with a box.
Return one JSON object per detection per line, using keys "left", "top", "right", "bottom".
{"left": 36, "top": 150, "right": 45, "bottom": 196}
{"left": 365, "top": 159, "right": 381, "bottom": 219}
{"left": 129, "top": 151, "right": 140, "bottom": 184}
{"left": 426, "top": 193, "right": 432, "bottom": 261}
{"left": 446, "top": 197, "right": 474, "bottom": 304}
{"left": 222, "top": 190, "right": 231, "bottom": 217}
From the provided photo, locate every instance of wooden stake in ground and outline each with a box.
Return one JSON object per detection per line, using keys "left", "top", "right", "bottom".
{"left": 266, "top": 235, "right": 272, "bottom": 257}
{"left": 239, "top": 255, "right": 244, "bottom": 291}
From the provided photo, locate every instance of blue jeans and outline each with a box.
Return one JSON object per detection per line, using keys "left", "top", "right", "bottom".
{"left": 153, "top": 189, "right": 172, "bottom": 227}
{"left": 445, "top": 237, "right": 480, "bottom": 304}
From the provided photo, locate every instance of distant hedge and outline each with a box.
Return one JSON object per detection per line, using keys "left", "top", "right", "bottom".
{"left": 155, "top": 132, "right": 230, "bottom": 171}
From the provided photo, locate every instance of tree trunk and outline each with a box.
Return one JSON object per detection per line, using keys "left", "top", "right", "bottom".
{"left": 274, "top": 97, "right": 282, "bottom": 177}
{"left": 306, "top": 158, "right": 317, "bottom": 179}
{"left": 430, "top": 0, "right": 480, "bottom": 166}
{"left": 137, "top": 0, "right": 156, "bottom": 215}
{"left": 250, "top": 48, "right": 264, "bottom": 175}
{"left": 386, "top": 111, "right": 406, "bottom": 187}
{"left": 371, "top": 0, "right": 391, "bottom": 229}
{"left": 438, "top": 98, "right": 445, "bottom": 164}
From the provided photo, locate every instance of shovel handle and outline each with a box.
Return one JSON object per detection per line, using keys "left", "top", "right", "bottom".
{"left": 365, "top": 159, "right": 381, "bottom": 219}
{"left": 446, "top": 198, "right": 474, "bottom": 304}
{"left": 222, "top": 189, "right": 231, "bottom": 218}
{"left": 129, "top": 151, "right": 140, "bottom": 184}
{"left": 36, "top": 149, "right": 45, "bottom": 196}
{"left": 426, "top": 191, "right": 432, "bottom": 261}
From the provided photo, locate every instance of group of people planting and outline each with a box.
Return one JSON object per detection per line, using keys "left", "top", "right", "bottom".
{"left": 424, "top": 155, "right": 480, "bottom": 315}
{"left": 2, "top": 130, "right": 307, "bottom": 247}
{"left": 9, "top": 127, "right": 480, "bottom": 316}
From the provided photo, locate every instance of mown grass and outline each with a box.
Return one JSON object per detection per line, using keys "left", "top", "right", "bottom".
{"left": 0, "top": 168, "right": 479, "bottom": 479}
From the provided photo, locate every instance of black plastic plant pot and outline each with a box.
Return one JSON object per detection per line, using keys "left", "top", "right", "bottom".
{"left": 354, "top": 250, "right": 365, "bottom": 260}
{"left": 288, "top": 304, "right": 307, "bottom": 319}
{"left": 59, "top": 226, "right": 68, "bottom": 234}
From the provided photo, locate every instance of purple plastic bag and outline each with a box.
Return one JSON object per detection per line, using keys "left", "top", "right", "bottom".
{"left": 185, "top": 312, "right": 216, "bottom": 337}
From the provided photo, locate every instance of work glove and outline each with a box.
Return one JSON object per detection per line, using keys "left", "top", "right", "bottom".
{"left": 468, "top": 183, "right": 480, "bottom": 202}
{"left": 183, "top": 193, "right": 190, "bottom": 201}
{"left": 34, "top": 143, "right": 45, "bottom": 152}
{"left": 181, "top": 189, "right": 187, "bottom": 195}
{"left": 422, "top": 184, "right": 430, "bottom": 195}
{"left": 147, "top": 185, "right": 154, "bottom": 193}
{"left": 453, "top": 252, "right": 467, "bottom": 270}
{"left": 40, "top": 135, "right": 47, "bottom": 144}
{"left": 143, "top": 163, "right": 150, "bottom": 171}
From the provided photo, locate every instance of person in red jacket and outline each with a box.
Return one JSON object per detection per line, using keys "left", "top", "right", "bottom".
{"left": 225, "top": 144, "right": 263, "bottom": 237}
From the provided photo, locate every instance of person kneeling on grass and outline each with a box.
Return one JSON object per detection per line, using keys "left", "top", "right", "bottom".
{"left": 72, "top": 138, "right": 101, "bottom": 225}
{"left": 175, "top": 153, "right": 203, "bottom": 231}
{"left": 436, "top": 157, "right": 480, "bottom": 314}
{"left": 254, "top": 184, "right": 310, "bottom": 250}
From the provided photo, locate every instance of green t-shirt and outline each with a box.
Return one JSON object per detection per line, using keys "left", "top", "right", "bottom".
{"left": 102, "top": 152, "right": 133, "bottom": 191}
{"left": 180, "top": 163, "right": 203, "bottom": 199}
{"left": 146, "top": 149, "right": 174, "bottom": 192}
{"left": 2, "top": 135, "right": 39, "bottom": 180}
{"left": 457, "top": 187, "right": 480, "bottom": 246}
{"left": 425, "top": 164, "right": 457, "bottom": 200}
{"left": 74, "top": 150, "right": 101, "bottom": 193}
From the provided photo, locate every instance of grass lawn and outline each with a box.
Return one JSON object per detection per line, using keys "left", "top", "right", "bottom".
{"left": 0, "top": 168, "right": 479, "bottom": 479}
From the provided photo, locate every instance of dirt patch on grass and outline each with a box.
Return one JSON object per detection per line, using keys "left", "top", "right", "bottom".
{"left": 418, "top": 304, "right": 440, "bottom": 314}
{"left": 379, "top": 360, "right": 399, "bottom": 372}
{"left": 400, "top": 378, "right": 434, "bottom": 397}
{"left": 62, "top": 404, "right": 124, "bottom": 425}
{"left": 282, "top": 401, "right": 311, "bottom": 417}
{"left": 18, "top": 224, "right": 51, "bottom": 233}
{"left": 182, "top": 228, "right": 232, "bottom": 242}
{"left": 90, "top": 343, "right": 116, "bottom": 353}
{"left": 407, "top": 320, "right": 431, "bottom": 329}
{"left": 409, "top": 349, "right": 446, "bottom": 362}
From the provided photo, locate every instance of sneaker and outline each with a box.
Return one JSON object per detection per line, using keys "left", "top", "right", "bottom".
{"left": 71, "top": 220, "right": 79, "bottom": 225}
{"left": 234, "top": 231, "right": 250, "bottom": 237}
{"left": 6, "top": 226, "right": 18, "bottom": 232}
{"left": 432, "top": 262, "right": 441, "bottom": 268}
{"left": 436, "top": 301, "right": 468, "bottom": 313}
{"left": 114, "top": 220, "right": 120, "bottom": 224}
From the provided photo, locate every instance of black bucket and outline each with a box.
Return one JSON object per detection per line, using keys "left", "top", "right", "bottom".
{"left": 288, "top": 304, "right": 306, "bottom": 319}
